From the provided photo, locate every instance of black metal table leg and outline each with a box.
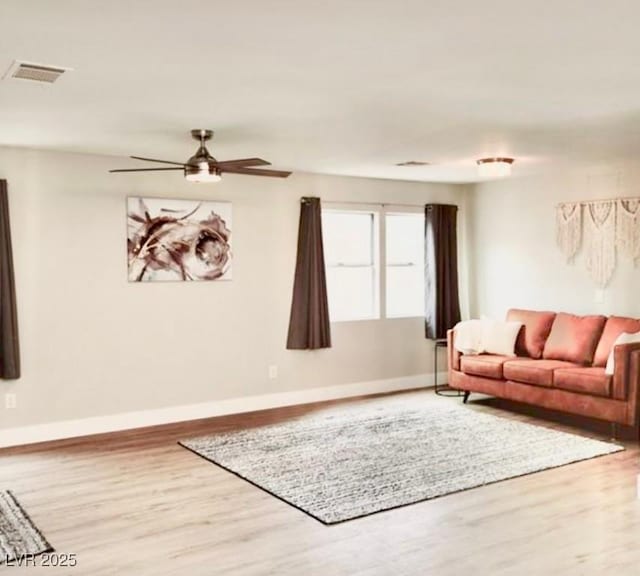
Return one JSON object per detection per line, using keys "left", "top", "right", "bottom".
{"left": 433, "top": 338, "right": 463, "bottom": 397}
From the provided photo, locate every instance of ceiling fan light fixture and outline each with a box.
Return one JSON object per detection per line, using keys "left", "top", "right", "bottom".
{"left": 476, "top": 157, "right": 514, "bottom": 179}
{"left": 184, "top": 163, "right": 222, "bottom": 183}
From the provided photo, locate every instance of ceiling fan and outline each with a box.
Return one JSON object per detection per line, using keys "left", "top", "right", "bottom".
{"left": 110, "top": 129, "right": 292, "bottom": 182}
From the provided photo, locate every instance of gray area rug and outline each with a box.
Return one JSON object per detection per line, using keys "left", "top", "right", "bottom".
{"left": 180, "top": 400, "right": 623, "bottom": 524}
{"left": 0, "top": 490, "right": 52, "bottom": 564}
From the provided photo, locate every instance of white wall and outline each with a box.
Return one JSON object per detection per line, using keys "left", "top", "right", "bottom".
{"left": 469, "top": 162, "right": 640, "bottom": 320}
{"left": 0, "top": 146, "right": 469, "bottom": 432}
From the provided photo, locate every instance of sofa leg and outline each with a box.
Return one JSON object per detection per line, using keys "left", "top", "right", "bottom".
{"left": 610, "top": 422, "right": 618, "bottom": 441}
{"left": 463, "top": 391, "right": 470, "bottom": 404}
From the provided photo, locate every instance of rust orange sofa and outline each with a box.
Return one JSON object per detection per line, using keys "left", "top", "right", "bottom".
{"left": 447, "top": 309, "right": 640, "bottom": 428}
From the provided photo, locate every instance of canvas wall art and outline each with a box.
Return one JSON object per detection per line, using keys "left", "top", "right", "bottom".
{"left": 127, "top": 197, "right": 232, "bottom": 282}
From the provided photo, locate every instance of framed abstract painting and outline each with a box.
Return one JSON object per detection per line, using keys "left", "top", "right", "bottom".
{"left": 127, "top": 197, "right": 232, "bottom": 282}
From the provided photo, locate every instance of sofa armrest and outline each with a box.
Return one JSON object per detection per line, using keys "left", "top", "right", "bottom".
{"left": 628, "top": 349, "right": 640, "bottom": 427}
{"left": 612, "top": 342, "right": 640, "bottom": 401}
{"left": 447, "top": 329, "right": 460, "bottom": 372}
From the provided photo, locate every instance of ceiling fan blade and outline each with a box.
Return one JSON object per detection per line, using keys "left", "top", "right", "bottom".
{"left": 214, "top": 158, "right": 271, "bottom": 168}
{"left": 109, "top": 167, "right": 184, "bottom": 173}
{"left": 220, "top": 166, "right": 291, "bottom": 178}
{"left": 130, "top": 156, "right": 187, "bottom": 167}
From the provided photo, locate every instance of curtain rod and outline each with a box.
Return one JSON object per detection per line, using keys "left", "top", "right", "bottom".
{"left": 303, "top": 198, "right": 426, "bottom": 208}
{"left": 557, "top": 196, "right": 640, "bottom": 207}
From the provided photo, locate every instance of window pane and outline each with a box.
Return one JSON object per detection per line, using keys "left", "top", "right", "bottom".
{"left": 322, "top": 211, "right": 373, "bottom": 265}
{"left": 326, "top": 267, "right": 376, "bottom": 321}
{"left": 386, "top": 266, "right": 424, "bottom": 318}
{"left": 386, "top": 213, "right": 423, "bottom": 265}
{"left": 322, "top": 209, "right": 378, "bottom": 322}
{"left": 386, "top": 213, "right": 425, "bottom": 318}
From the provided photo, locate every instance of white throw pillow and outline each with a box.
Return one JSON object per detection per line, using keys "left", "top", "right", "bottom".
{"left": 605, "top": 331, "right": 640, "bottom": 375}
{"left": 481, "top": 319, "right": 523, "bottom": 357}
{"left": 454, "top": 318, "right": 523, "bottom": 356}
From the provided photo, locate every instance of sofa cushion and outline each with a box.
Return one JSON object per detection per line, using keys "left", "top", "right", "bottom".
{"left": 460, "top": 354, "right": 510, "bottom": 380}
{"left": 554, "top": 367, "right": 612, "bottom": 398}
{"left": 503, "top": 359, "right": 579, "bottom": 387}
{"left": 542, "top": 313, "right": 606, "bottom": 365}
{"left": 593, "top": 316, "right": 640, "bottom": 367}
{"left": 506, "top": 309, "right": 556, "bottom": 359}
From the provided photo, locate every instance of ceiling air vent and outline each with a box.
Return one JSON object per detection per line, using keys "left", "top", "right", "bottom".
{"left": 3, "top": 61, "right": 71, "bottom": 84}
{"left": 395, "top": 161, "right": 431, "bottom": 167}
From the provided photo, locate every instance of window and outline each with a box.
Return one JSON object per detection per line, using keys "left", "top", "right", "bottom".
{"left": 322, "top": 208, "right": 424, "bottom": 322}
{"left": 322, "top": 210, "right": 379, "bottom": 322}
{"left": 385, "top": 213, "right": 425, "bottom": 318}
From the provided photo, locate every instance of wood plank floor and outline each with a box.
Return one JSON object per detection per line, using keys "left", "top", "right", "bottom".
{"left": 1, "top": 390, "right": 639, "bottom": 576}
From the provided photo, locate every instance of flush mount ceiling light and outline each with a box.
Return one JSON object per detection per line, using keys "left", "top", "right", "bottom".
{"left": 110, "top": 130, "right": 291, "bottom": 182}
{"left": 476, "top": 157, "right": 514, "bottom": 179}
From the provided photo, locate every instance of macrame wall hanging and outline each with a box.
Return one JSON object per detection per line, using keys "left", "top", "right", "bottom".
{"left": 556, "top": 202, "right": 582, "bottom": 262}
{"left": 584, "top": 201, "right": 616, "bottom": 288}
{"left": 556, "top": 196, "right": 640, "bottom": 287}
{"left": 617, "top": 198, "right": 640, "bottom": 264}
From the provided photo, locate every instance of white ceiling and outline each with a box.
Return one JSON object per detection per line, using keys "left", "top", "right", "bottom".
{"left": 1, "top": 0, "right": 640, "bottom": 183}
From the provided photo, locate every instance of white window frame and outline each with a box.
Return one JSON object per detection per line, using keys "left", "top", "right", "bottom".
{"left": 322, "top": 207, "right": 381, "bottom": 323}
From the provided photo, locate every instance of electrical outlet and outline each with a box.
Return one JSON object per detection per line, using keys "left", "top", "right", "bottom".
{"left": 268, "top": 365, "right": 278, "bottom": 380}
{"left": 5, "top": 393, "right": 16, "bottom": 409}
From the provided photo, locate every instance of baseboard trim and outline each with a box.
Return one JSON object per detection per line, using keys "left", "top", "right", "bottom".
{"left": 0, "top": 372, "right": 447, "bottom": 449}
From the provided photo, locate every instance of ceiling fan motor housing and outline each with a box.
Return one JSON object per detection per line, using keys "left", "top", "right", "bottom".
{"left": 186, "top": 129, "right": 220, "bottom": 178}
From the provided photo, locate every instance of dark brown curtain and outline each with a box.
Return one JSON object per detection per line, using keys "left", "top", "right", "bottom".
{"left": 425, "top": 204, "right": 461, "bottom": 339}
{"left": 0, "top": 181, "right": 20, "bottom": 378}
{"left": 287, "top": 197, "right": 331, "bottom": 350}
